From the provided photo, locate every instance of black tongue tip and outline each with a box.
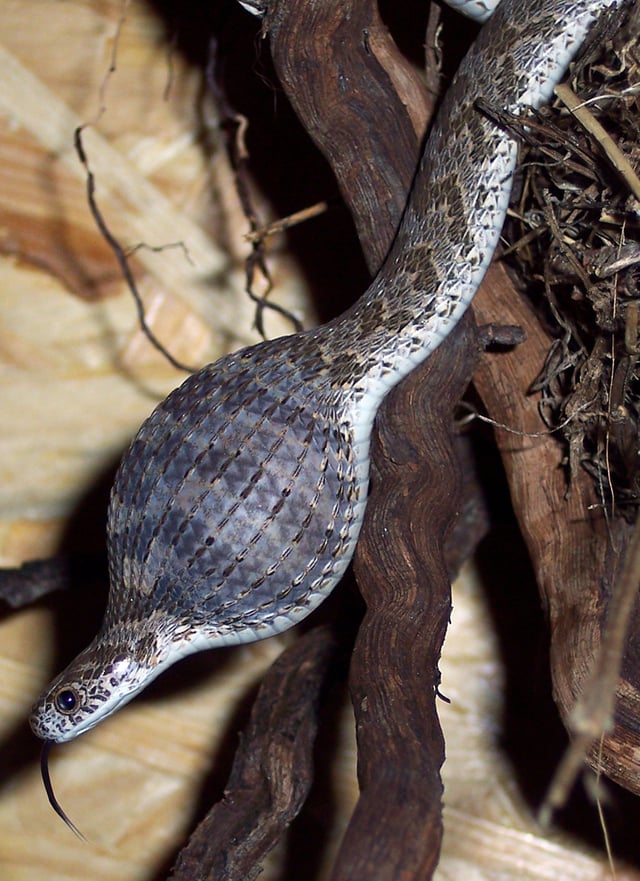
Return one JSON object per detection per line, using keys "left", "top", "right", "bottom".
{"left": 40, "top": 739, "right": 87, "bottom": 841}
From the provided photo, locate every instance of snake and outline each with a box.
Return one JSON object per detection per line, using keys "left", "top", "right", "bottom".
{"left": 29, "top": 0, "right": 630, "bottom": 830}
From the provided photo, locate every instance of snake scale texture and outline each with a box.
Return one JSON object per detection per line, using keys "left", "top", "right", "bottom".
{"left": 31, "top": 0, "right": 630, "bottom": 748}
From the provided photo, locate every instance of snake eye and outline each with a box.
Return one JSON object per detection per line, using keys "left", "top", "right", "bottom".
{"left": 54, "top": 687, "right": 80, "bottom": 715}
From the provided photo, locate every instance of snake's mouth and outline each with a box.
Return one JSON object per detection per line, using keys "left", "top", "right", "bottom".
{"left": 28, "top": 707, "right": 52, "bottom": 741}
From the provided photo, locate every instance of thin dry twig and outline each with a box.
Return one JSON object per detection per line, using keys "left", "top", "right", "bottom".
{"left": 74, "top": 126, "right": 196, "bottom": 373}
{"left": 206, "top": 36, "right": 303, "bottom": 338}
{"left": 244, "top": 200, "right": 330, "bottom": 243}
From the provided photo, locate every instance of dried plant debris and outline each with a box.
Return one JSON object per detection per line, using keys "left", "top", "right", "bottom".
{"left": 504, "top": 12, "right": 640, "bottom": 514}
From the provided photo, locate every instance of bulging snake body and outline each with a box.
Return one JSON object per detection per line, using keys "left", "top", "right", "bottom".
{"left": 31, "top": 0, "right": 630, "bottom": 767}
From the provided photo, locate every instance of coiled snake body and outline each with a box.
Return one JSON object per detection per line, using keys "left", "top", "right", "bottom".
{"left": 31, "top": 0, "right": 629, "bottom": 750}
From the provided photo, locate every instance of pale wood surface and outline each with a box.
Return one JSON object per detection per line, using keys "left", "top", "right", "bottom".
{"left": 0, "top": 2, "right": 638, "bottom": 879}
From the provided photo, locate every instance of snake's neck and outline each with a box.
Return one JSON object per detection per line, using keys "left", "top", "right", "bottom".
{"left": 318, "top": 0, "right": 626, "bottom": 427}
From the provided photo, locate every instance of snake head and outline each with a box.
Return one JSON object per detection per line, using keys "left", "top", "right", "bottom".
{"left": 29, "top": 614, "right": 182, "bottom": 743}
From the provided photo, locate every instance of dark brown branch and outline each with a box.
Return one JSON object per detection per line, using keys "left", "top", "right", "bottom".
{"left": 265, "top": 0, "right": 433, "bottom": 274}
{"left": 334, "top": 313, "right": 478, "bottom": 881}
{"left": 0, "top": 557, "right": 73, "bottom": 607}
{"left": 472, "top": 265, "right": 640, "bottom": 795}
{"left": 267, "top": 1, "right": 480, "bottom": 878}
{"left": 168, "top": 626, "right": 339, "bottom": 881}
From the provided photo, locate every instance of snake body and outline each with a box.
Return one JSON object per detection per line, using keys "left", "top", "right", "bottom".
{"left": 31, "top": 0, "right": 629, "bottom": 744}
